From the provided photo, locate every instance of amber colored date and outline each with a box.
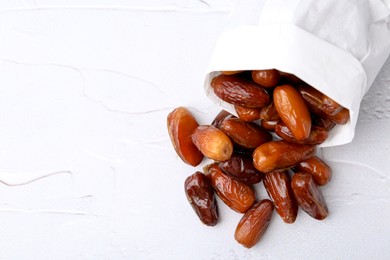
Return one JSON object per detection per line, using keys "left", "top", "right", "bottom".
{"left": 263, "top": 171, "right": 297, "bottom": 223}
{"left": 184, "top": 172, "right": 218, "bottom": 226}
{"left": 211, "top": 110, "right": 236, "bottom": 129}
{"left": 273, "top": 85, "right": 311, "bottom": 141}
{"left": 327, "top": 108, "right": 350, "bottom": 125}
{"left": 211, "top": 74, "right": 270, "bottom": 108}
{"left": 220, "top": 118, "right": 272, "bottom": 150}
{"left": 234, "top": 199, "right": 274, "bottom": 248}
{"left": 219, "top": 153, "right": 264, "bottom": 184}
{"left": 313, "top": 115, "right": 336, "bottom": 131}
{"left": 253, "top": 141, "right": 316, "bottom": 173}
{"left": 167, "top": 107, "right": 204, "bottom": 166}
{"left": 260, "top": 102, "right": 280, "bottom": 121}
{"left": 251, "top": 69, "right": 280, "bottom": 88}
{"left": 275, "top": 121, "right": 328, "bottom": 145}
{"left": 192, "top": 125, "right": 233, "bottom": 162}
{"left": 221, "top": 70, "right": 244, "bottom": 75}
{"left": 234, "top": 105, "right": 261, "bottom": 122}
{"left": 291, "top": 173, "right": 328, "bottom": 220}
{"left": 260, "top": 119, "right": 278, "bottom": 131}
{"left": 205, "top": 164, "right": 256, "bottom": 213}
{"left": 298, "top": 84, "right": 343, "bottom": 116}
{"left": 295, "top": 156, "right": 332, "bottom": 186}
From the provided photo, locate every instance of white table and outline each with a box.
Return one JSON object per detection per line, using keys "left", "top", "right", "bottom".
{"left": 0, "top": 1, "right": 389, "bottom": 259}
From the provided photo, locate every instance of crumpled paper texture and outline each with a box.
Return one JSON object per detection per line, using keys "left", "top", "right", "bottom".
{"left": 204, "top": 0, "right": 390, "bottom": 146}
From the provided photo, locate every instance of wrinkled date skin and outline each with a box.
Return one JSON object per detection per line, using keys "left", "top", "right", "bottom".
{"left": 205, "top": 164, "right": 256, "bottom": 213}
{"left": 192, "top": 125, "right": 233, "bottom": 162}
{"left": 211, "top": 110, "right": 236, "bottom": 129}
{"left": 219, "top": 153, "right": 264, "bottom": 184}
{"left": 251, "top": 69, "right": 280, "bottom": 88}
{"left": 298, "top": 84, "right": 343, "bottom": 116}
{"left": 234, "top": 105, "right": 261, "bottom": 122}
{"left": 295, "top": 156, "right": 332, "bottom": 186}
{"left": 184, "top": 172, "right": 218, "bottom": 226}
{"left": 263, "top": 171, "right": 298, "bottom": 223}
{"left": 234, "top": 199, "right": 274, "bottom": 248}
{"left": 211, "top": 74, "right": 270, "bottom": 108}
{"left": 220, "top": 118, "right": 272, "bottom": 150}
{"left": 299, "top": 85, "right": 350, "bottom": 125}
{"left": 274, "top": 85, "right": 312, "bottom": 141}
{"left": 167, "top": 107, "right": 204, "bottom": 166}
{"left": 291, "top": 173, "right": 328, "bottom": 220}
{"left": 275, "top": 121, "right": 328, "bottom": 145}
{"left": 253, "top": 141, "right": 316, "bottom": 173}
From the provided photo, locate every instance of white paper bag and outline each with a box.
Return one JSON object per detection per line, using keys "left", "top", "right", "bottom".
{"left": 204, "top": 0, "right": 390, "bottom": 147}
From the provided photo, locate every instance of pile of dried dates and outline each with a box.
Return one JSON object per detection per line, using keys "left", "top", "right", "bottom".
{"left": 167, "top": 69, "right": 349, "bottom": 248}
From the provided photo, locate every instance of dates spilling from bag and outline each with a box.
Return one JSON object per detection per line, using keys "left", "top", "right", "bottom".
{"left": 167, "top": 69, "right": 349, "bottom": 248}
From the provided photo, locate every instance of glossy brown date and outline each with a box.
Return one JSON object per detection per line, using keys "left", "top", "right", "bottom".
{"left": 295, "top": 156, "right": 332, "bottom": 186}
{"left": 221, "top": 70, "right": 244, "bottom": 75}
{"left": 291, "top": 173, "right": 328, "bottom": 220}
{"left": 234, "top": 105, "right": 261, "bottom": 122}
{"left": 274, "top": 85, "right": 312, "bottom": 141}
{"left": 205, "top": 163, "right": 256, "bottom": 213}
{"left": 298, "top": 84, "right": 343, "bottom": 116}
{"left": 220, "top": 118, "right": 272, "bottom": 150}
{"left": 184, "top": 172, "right": 218, "bottom": 226}
{"left": 219, "top": 153, "right": 264, "bottom": 184}
{"left": 275, "top": 121, "right": 328, "bottom": 145}
{"left": 211, "top": 74, "right": 270, "bottom": 108}
{"left": 251, "top": 69, "right": 280, "bottom": 88}
{"left": 167, "top": 107, "right": 204, "bottom": 166}
{"left": 253, "top": 140, "right": 316, "bottom": 173}
{"left": 260, "top": 102, "right": 280, "bottom": 121}
{"left": 211, "top": 110, "right": 236, "bottom": 129}
{"left": 192, "top": 125, "right": 233, "bottom": 162}
{"left": 260, "top": 119, "right": 278, "bottom": 131}
{"left": 313, "top": 115, "right": 336, "bottom": 131}
{"left": 263, "top": 171, "right": 297, "bottom": 223}
{"left": 234, "top": 199, "right": 274, "bottom": 248}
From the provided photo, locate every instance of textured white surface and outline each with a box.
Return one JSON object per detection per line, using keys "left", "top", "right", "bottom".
{"left": 0, "top": 1, "right": 389, "bottom": 259}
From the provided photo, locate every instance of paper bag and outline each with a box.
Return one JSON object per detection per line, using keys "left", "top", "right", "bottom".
{"left": 204, "top": 0, "right": 390, "bottom": 147}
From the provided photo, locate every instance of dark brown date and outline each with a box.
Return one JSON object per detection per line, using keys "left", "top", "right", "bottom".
{"left": 205, "top": 163, "right": 255, "bottom": 213}
{"left": 220, "top": 118, "right": 272, "bottom": 149}
{"left": 234, "top": 105, "right": 261, "bottom": 122}
{"left": 211, "top": 74, "right": 270, "bottom": 108}
{"left": 211, "top": 110, "right": 236, "bottom": 129}
{"left": 219, "top": 153, "right": 264, "bottom": 184}
{"left": 184, "top": 172, "right": 218, "bottom": 226}
{"left": 295, "top": 156, "right": 332, "bottom": 186}
{"left": 251, "top": 69, "right": 280, "bottom": 88}
{"left": 313, "top": 115, "right": 336, "bottom": 131}
{"left": 263, "top": 171, "right": 297, "bottom": 223}
{"left": 253, "top": 141, "right": 316, "bottom": 173}
{"left": 291, "top": 173, "right": 328, "bottom": 220}
{"left": 275, "top": 121, "right": 328, "bottom": 145}
{"left": 234, "top": 199, "right": 274, "bottom": 248}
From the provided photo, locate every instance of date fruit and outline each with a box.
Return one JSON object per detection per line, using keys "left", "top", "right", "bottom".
{"left": 167, "top": 107, "right": 204, "bottom": 166}
{"left": 211, "top": 110, "right": 236, "bottom": 129}
{"left": 219, "top": 153, "right": 264, "bottom": 184}
{"left": 291, "top": 173, "right": 328, "bottom": 220}
{"left": 220, "top": 118, "right": 272, "bottom": 149}
{"left": 253, "top": 141, "right": 316, "bottom": 173}
{"left": 274, "top": 85, "right": 311, "bottom": 141}
{"left": 260, "top": 119, "right": 278, "bottom": 131}
{"left": 185, "top": 172, "right": 218, "bottom": 226}
{"left": 295, "top": 156, "right": 332, "bottom": 186}
{"left": 275, "top": 121, "right": 328, "bottom": 145}
{"left": 235, "top": 105, "right": 261, "bottom": 122}
{"left": 192, "top": 125, "right": 233, "bottom": 162}
{"left": 234, "top": 199, "right": 274, "bottom": 248}
{"left": 263, "top": 171, "right": 297, "bottom": 223}
{"left": 205, "top": 163, "right": 256, "bottom": 213}
{"left": 260, "top": 102, "right": 280, "bottom": 121}
{"left": 211, "top": 74, "right": 270, "bottom": 108}
{"left": 251, "top": 69, "right": 280, "bottom": 88}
